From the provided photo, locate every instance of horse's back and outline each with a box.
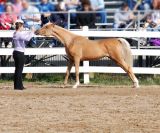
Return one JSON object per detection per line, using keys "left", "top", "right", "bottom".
{"left": 99, "top": 38, "right": 120, "bottom": 44}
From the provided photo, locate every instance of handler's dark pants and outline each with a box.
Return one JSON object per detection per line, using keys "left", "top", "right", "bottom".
{"left": 13, "top": 51, "right": 25, "bottom": 90}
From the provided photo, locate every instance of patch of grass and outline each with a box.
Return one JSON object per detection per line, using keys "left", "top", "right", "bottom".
{"left": 138, "top": 75, "right": 160, "bottom": 85}
{"left": 0, "top": 73, "right": 160, "bottom": 86}
{"left": 90, "top": 74, "right": 131, "bottom": 85}
{"left": 0, "top": 79, "right": 11, "bottom": 83}
{"left": 25, "top": 74, "right": 65, "bottom": 84}
{"left": 90, "top": 74, "right": 160, "bottom": 86}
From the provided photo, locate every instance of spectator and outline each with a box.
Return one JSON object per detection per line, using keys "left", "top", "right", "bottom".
{"left": 127, "top": 0, "right": 135, "bottom": 10}
{"left": 12, "top": 0, "right": 23, "bottom": 15}
{"left": 144, "top": 12, "right": 160, "bottom": 31}
{"left": 143, "top": 13, "right": 160, "bottom": 46}
{"left": 30, "top": 0, "right": 40, "bottom": 2}
{"left": 0, "top": 4, "right": 17, "bottom": 30}
{"left": 127, "top": 0, "right": 152, "bottom": 10}
{"left": 0, "top": 1, "right": 5, "bottom": 12}
{"left": 152, "top": 0, "right": 160, "bottom": 9}
{"left": 7, "top": 0, "right": 14, "bottom": 2}
{"left": 37, "top": 0, "right": 56, "bottom": 26}
{"left": 76, "top": 0, "right": 96, "bottom": 29}
{"left": 143, "top": 0, "right": 152, "bottom": 10}
{"left": 89, "top": 0, "right": 107, "bottom": 24}
{"left": 64, "top": 0, "right": 80, "bottom": 23}
{"left": 50, "top": 1, "right": 68, "bottom": 28}
{"left": 142, "top": 3, "right": 160, "bottom": 46}
{"left": 151, "top": 12, "right": 160, "bottom": 25}
{"left": 114, "top": 2, "right": 135, "bottom": 29}
{"left": 150, "top": 0, "right": 160, "bottom": 29}
{"left": 135, "top": 0, "right": 151, "bottom": 10}
{"left": 20, "top": 0, "right": 41, "bottom": 29}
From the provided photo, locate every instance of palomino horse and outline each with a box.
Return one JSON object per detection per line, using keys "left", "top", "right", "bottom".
{"left": 35, "top": 23, "right": 139, "bottom": 88}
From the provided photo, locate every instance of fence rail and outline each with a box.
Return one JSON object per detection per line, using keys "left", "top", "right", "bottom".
{"left": 1, "top": 30, "right": 160, "bottom": 38}
{"left": 0, "top": 48, "right": 160, "bottom": 56}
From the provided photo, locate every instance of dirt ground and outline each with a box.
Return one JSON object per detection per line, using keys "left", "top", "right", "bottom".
{"left": 0, "top": 82, "right": 160, "bottom": 133}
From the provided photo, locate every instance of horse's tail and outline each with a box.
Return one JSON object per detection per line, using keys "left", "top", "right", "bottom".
{"left": 118, "top": 38, "right": 133, "bottom": 66}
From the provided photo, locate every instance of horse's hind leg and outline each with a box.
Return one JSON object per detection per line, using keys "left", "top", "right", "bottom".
{"left": 64, "top": 60, "right": 73, "bottom": 85}
{"left": 73, "top": 57, "right": 80, "bottom": 89}
{"left": 125, "top": 66, "right": 139, "bottom": 88}
{"left": 113, "top": 58, "right": 139, "bottom": 88}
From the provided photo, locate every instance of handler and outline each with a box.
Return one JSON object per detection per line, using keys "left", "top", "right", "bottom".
{"left": 13, "top": 19, "right": 35, "bottom": 90}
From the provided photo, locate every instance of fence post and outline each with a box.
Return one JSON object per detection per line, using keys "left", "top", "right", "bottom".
{"left": 68, "top": 12, "right": 71, "bottom": 30}
{"left": 83, "top": 61, "right": 90, "bottom": 84}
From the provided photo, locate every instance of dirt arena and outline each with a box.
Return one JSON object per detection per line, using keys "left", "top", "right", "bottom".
{"left": 0, "top": 82, "right": 160, "bottom": 133}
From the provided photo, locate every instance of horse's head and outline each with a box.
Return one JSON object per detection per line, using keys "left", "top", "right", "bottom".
{"left": 35, "top": 22, "right": 73, "bottom": 46}
{"left": 35, "top": 23, "right": 55, "bottom": 36}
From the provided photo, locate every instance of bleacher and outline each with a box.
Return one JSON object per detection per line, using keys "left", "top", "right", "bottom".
{"left": 30, "top": 0, "right": 125, "bottom": 29}
{"left": 104, "top": 0, "right": 124, "bottom": 28}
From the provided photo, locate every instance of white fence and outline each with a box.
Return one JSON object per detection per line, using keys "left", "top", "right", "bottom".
{"left": 0, "top": 30, "right": 160, "bottom": 83}
{"left": 2, "top": 30, "right": 160, "bottom": 38}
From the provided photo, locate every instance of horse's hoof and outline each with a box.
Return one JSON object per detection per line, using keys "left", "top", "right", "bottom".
{"left": 132, "top": 81, "right": 140, "bottom": 88}
{"left": 72, "top": 82, "right": 80, "bottom": 89}
{"left": 72, "top": 85, "right": 77, "bottom": 89}
{"left": 62, "top": 85, "right": 66, "bottom": 88}
{"left": 133, "top": 84, "right": 140, "bottom": 88}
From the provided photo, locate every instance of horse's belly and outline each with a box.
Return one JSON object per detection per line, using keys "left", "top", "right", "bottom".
{"left": 82, "top": 51, "right": 105, "bottom": 61}
{"left": 82, "top": 45, "right": 106, "bottom": 60}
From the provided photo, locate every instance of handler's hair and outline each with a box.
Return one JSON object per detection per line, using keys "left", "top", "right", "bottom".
{"left": 15, "top": 22, "right": 23, "bottom": 30}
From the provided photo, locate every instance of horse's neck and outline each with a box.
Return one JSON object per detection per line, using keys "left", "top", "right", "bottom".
{"left": 54, "top": 26, "right": 76, "bottom": 47}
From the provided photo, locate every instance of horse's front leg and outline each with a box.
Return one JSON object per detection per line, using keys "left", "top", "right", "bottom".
{"left": 73, "top": 57, "right": 80, "bottom": 89}
{"left": 64, "top": 60, "right": 73, "bottom": 85}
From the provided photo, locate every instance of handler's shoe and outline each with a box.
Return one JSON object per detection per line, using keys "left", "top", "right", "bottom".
{"left": 14, "top": 88, "right": 23, "bottom": 90}
{"left": 14, "top": 87, "right": 26, "bottom": 90}
{"left": 22, "top": 87, "right": 27, "bottom": 90}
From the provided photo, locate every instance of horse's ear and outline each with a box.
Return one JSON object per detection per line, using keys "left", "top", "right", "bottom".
{"left": 46, "top": 19, "right": 54, "bottom": 26}
{"left": 52, "top": 23, "right": 55, "bottom": 26}
{"left": 51, "top": 22, "right": 55, "bottom": 27}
